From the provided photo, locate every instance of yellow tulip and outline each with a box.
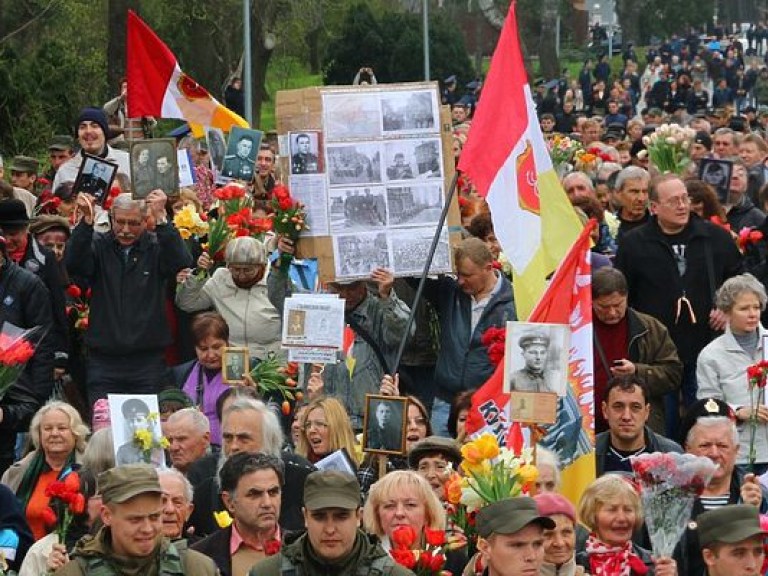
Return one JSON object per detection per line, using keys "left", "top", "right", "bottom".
{"left": 475, "top": 434, "right": 500, "bottom": 460}
{"left": 518, "top": 464, "right": 539, "bottom": 484}
{"left": 461, "top": 441, "right": 483, "bottom": 465}
{"left": 213, "top": 510, "right": 233, "bottom": 528}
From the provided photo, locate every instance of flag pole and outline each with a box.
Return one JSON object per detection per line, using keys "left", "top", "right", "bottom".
{"left": 392, "top": 170, "right": 459, "bottom": 374}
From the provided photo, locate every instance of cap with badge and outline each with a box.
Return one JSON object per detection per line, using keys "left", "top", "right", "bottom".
{"left": 697, "top": 504, "right": 767, "bottom": 548}
{"left": 98, "top": 464, "right": 163, "bottom": 504}
{"left": 476, "top": 497, "right": 555, "bottom": 538}
{"left": 679, "top": 397, "right": 736, "bottom": 447}
{"left": 694, "top": 131, "right": 713, "bottom": 150}
{"left": 11, "top": 156, "right": 39, "bottom": 175}
{"left": 304, "top": 471, "right": 361, "bottom": 510}
{"left": 519, "top": 332, "right": 550, "bottom": 349}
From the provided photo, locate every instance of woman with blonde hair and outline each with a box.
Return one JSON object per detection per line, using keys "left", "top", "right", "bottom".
{"left": 295, "top": 396, "right": 358, "bottom": 465}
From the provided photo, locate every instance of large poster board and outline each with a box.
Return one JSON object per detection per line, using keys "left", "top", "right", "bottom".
{"left": 275, "top": 82, "right": 461, "bottom": 284}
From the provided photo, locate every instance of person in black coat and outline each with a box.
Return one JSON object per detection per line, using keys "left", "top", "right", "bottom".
{"left": 0, "top": 483, "right": 33, "bottom": 572}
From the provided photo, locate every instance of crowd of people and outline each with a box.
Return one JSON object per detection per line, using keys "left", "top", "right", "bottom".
{"left": 3, "top": 18, "right": 768, "bottom": 576}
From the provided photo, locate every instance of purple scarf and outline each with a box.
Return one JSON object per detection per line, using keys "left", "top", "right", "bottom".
{"left": 182, "top": 362, "right": 227, "bottom": 445}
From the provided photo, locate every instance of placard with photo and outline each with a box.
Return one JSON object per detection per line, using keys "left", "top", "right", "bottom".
{"left": 326, "top": 143, "right": 382, "bottom": 186}
{"left": 503, "top": 322, "right": 571, "bottom": 396}
{"left": 383, "top": 138, "right": 442, "bottom": 182}
{"left": 108, "top": 394, "right": 165, "bottom": 467}
{"left": 698, "top": 158, "right": 733, "bottom": 205}
{"left": 206, "top": 127, "right": 227, "bottom": 174}
{"left": 362, "top": 394, "right": 408, "bottom": 455}
{"left": 221, "top": 127, "right": 263, "bottom": 182}
{"left": 380, "top": 89, "right": 439, "bottom": 135}
{"left": 329, "top": 186, "right": 387, "bottom": 233}
{"left": 289, "top": 131, "right": 323, "bottom": 175}
{"left": 130, "top": 139, "right": 178, "bottom": 198}
{"left": 72, "top": 154, "right": 119, "bottom": 204}
{"left": 333, "top": 231, "right": 390, "bottom": 279}
{"left": 323, "top": 92, "right": 382, "bottom": 140}
{"left": 222, "top": 347, "right": 250, "bottom": 384}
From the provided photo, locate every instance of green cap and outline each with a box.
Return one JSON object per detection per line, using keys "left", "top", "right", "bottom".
{"left": 304, "top": 471, "right": 361, "bottom": 511}
{"left": 98, "top": 464, "right": 163, "bottom": 504}
{"left": 11, "top": 156, "right": 38, "bottom": 174}
{"left": 697, "top": 504, "right": 767, "bottom": 548}
{"left": 48, "top": 135, "right": 74, "bottom": 151}
{"left": 407, "top": 436, "right": 462, "bottom": 469}
{"left": 476, "top": 497, "right": 556, "bottom": 538}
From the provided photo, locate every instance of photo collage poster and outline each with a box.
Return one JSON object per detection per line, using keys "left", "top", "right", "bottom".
{"left": 289, "top": 87, "right": 452, "bottom": 281}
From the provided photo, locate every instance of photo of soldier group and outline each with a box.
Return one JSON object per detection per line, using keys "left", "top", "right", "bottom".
{"left": 383, "top": 138, "right": 442, "bottom": 182}
{"left": 385, "top": 183, "right": 443, "bottom": 227}
{"left": 390, "top": 226, "right": 451, "bottom": 275}
{"left": 333, "top": 231, "right": 390, "bottom": 278}
{"left": 381, "top": 90, "right": 438, "bottom": 134}
{"left": 326, "top": 143, "right": 382, "bottom": 186}
{"left": 329, "top": 187, "right": 387, "bottom": 233}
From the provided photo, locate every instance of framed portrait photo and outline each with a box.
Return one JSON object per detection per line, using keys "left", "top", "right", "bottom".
{"left": 289, "top": 131, "right": 323, "bottom": 175}
{"left": 503, "top": 321, "right": 571, "bottom": 396}
{"left": 72, "top": 153, "right": 119, "bottom": 205}
{"left": 222, "top": 347, "right": 250, "bottom": 385}
{"left": 698, "top": 157, "right": 733, "bottom": 205}
{"left": 107, "top": 393, "right": 166, "bottom": 468}
{"left": 221, "top": 126, "right": 263, "bottom": 182}
{"left": 362, "top": 394, "right": 407, "bottom": 455}
{"left": 130, "top": 138, "right": 178, "bottom": 199}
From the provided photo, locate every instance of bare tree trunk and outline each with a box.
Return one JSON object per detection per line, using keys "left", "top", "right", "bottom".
{"left": 615, "top": 0, "right": 648, "bottom": 46}
{"left": 477, "top": 0, "right": 505, "bottom": 30}
{"left": 539, "top": 0, "right": 560, "bottom": 79}
{"left": 107, "top": 0, "right": 139, "bottom": 93}
{"left": 250, "top": 3, "right": 278, "bottom": 128}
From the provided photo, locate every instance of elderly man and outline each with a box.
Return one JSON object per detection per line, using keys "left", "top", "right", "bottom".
{"left": 193, "top": 453, "right": 283, "bottom": 576}
{"left": 165, "top": 408, "right": 211, "bottom": 475}
{"left": 713, "top": 128, "right": 740, "bottom": 159}
{"left": 596, "top": 376, "right": 682, "bottom": 476}
{"left": 698, "top": 505, "right": 767, "bottom": 576}
{"left": 592, "top": 268, "right": 681, "bottom": 434}
{"left": 475, "top": 497, "right": 555, "bottom": 576}
{"left": 725, "top": 161, "right": 765, "bottom": 233}
{"left": 158, "top": 468, "right": 195, "bottom": 541}
{"left": 54, "top": 465, "right": 216, "bottom": 576}
{"left": 66, "top": 191, "right": 192, "bottom": 405}
{"left": 53, "top": 107, "right": 131, "bottom": 192}
{"left": 249, "top": 471, "right": 412, "bottom": 576}
{"left": 614, "top": 166, "right": 651, "bottom": 242}
{"left": 186, "top": 397, "right": 314, "bottom": 537}
{"left": 615, "top": 174, "right": 743, "bottom": 439}
{"left": 677, "top": 398, "right": 768, "bottom": 576}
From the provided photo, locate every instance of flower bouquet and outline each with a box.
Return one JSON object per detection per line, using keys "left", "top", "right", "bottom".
{"left": 65, "top": 284, "right": 91, "bottom": 332}
{"left": 270, "top": 184, "right": 308, "bottom": 272}
{"left": 480, "top": 326, "right": 506, "bottom": 367}
{"left": 746, "top": 360, "right": 768, "bottom": 471}
{"left": 390, "top": 525, "right": 448, "bottom": 576}
{"left": 132, "top": 411, "right": 169, "bottom": 464}
{"left": 173, "top": 204, "right": 209, "bottom": 241}
{"left": 548, "top": 135, "right": 584, "bottom": 177}
{"left": 42, "top": 470, "right": 86, "bottom": 544}
{"left": 630, "top": 452, "right": 717, "bottom": 558}
{"left": 0, "top": 323, "right": 46, "bottom": 402}
{"left": 249, "top": 355, "right": 303, "bottom": 415}
{"left": 641, "top": 123, "right": 696, "bottom": 175}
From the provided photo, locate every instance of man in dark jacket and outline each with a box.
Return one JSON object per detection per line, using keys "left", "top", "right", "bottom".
{"left": 66, "top": 190, "right": 191, "bottom": 406}
{"left": 595, "top": 376, "right": 682, "bottom": 477}
{"left": 419, "top": 237, "right": 516, "bottom": 437}
{"left": 614, "top": 174, "right": 743, "bottom": 439}
{"left": 726, "top": 161, "right": 765, "bottom": 233}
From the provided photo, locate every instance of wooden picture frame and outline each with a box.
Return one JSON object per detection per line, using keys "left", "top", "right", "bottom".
{"left": 362, "top": 394, "right": 408, "bottom": 455}
{"left": 222, "top": 347, "right": 250, "bottom": 385}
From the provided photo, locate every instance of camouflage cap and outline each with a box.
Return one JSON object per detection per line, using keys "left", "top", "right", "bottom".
{"left": 11, "top": 156, "right": 39, "bottom": 174}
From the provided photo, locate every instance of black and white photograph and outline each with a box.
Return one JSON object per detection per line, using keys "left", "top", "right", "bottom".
{"left": 314, "top": 448, "right": 357, "bottom": 475}
{"left": 108, "top": 394, "right": 165, "bottom": 467}
{"left": 323, "top": 92, "right": 382, "bottom": 140}
{"left": 290, "top": 131, "right": 323, "bottom": 175}
{"left": 386, "top": 183, "right": 443, "bottom": 227}
{"left": 221, "top": 126, "right": 262, "bottom": 182}
{"left": 326, "top": 143, "right": 382, "bottom": 186}
{"left": 130, "top": 139, "right": 178, "bottom": 199}
{"left": 698, "top": 157, "right": 733, "bottom": 204}
{"left": 362, "top": 394, "right": 407, "bottom": 454}
{"left": 381, "top": 90, "right": 439, "bottom": 134}
{"left": 503, "top": 322, "right": 570, "bottom": 396}
{"left": 333, "top": 231, "right": 390, "bottom": 279}
{"left": 390, "top": 226, "right": 452, "bottom": 276}
{"left": 206, "top": 127, "right": 227, "bottom": 174}
{"left": 329, "top": 187, "right": 387, "bottom": 233}
{"left": 222, "top": 347, "right": 250, "bottom": 384}
{"left": 383, "top": 139, "right": 442, "bottom": 181}
{"left": 72, "top": 154, "right": 118, "bottom": 204}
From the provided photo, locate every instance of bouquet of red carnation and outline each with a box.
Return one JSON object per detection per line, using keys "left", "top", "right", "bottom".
{"left": 34, "top": 189, "right": 62, "bottom": 216}
{"left": 738, "top": 227, "right": 764, "bottom": 253}
{"left": 198, "top": 183, "right": 252, "bottom": 275}
{"left": 65, "top": 284, "right": 91, "bottom": 332}
{"left": 270, "top": 185, "right": 308, "bottom": 272}
{"left": 42, "top": 470, "right": 86, "bottom": 544}
{"left": 102, "top": 186, "right": 122, "bottom": 211}
{"left": 390, "top": 525, "right": 448, "bottom": 576}
{"left": 480, "top": 326, "right": 506, "bottom": 367}
{"left": 746, "top": 360, "right": 768, "bottom": 471}
{"left": 226, "top": 207, "right": 273, "bottom": 240}
{"left": 0, "top": 323, "right": 46, "bottom": 401}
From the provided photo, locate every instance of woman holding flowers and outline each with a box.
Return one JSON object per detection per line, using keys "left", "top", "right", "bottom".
{"left": 1, "top": 401, "right": 88, "bottom": 540}
{"left": 696, "top": 273, "right": 768, "bottom": 475}
{"left": 295, "top": 396, "right": 359, "bottom": 465}
{"left": 576, "top": 475, "right": 677, "bottom": 576}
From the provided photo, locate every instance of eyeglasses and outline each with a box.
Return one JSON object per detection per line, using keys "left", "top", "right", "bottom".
{"left": 655, "top": 195, "right": 691, "bottom": 208}
{"left": 303, "top": 420, "right": 329, "bottom": 431}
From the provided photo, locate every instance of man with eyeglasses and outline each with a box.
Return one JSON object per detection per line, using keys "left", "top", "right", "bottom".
{"left": 67, "top": 190, "right": 192, "bottom": 406}
{"left": 615, "top": 174, "right": 743, "bottom": 440}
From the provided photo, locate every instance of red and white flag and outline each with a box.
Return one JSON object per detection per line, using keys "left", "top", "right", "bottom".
{"left": 457, "top": 2, "right": 581, "bottom": 319}
{"left": 127, "top": 11, "right": 248, "bottom": 133}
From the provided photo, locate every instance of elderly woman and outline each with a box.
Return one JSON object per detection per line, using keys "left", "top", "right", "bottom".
{"left": 407, "top": 436, "right": 462, "bottom": 499}
{"left": 536, "top": 446, "right": 561, "bottom": 494}
{"left": 364, "top": 470, "right": 466, "bottom": 574}
{"left": 535, "top": 493, "right": 584, "bottom": 576}
{"left": 176, "top": 236, "right": 283, "bottom": 361}
{"left": 697, "top": 273, "right": 768, "bottom": 475}
{"left": 296, "top": 397, "right": 358, "bottom": 465}
{"left": 1, "top": 401, "right": 88, "bottom": 540}
{"left": 576, "top": 475, "right": 676, "bottom": 576}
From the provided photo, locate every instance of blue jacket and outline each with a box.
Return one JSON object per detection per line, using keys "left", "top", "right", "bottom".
{"left": 421, "top": 274, "right": 516, "bottom": 399}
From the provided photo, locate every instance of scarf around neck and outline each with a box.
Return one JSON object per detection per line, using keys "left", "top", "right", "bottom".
{"left": 585, "top": 533, "right": 648, "bottom": 576}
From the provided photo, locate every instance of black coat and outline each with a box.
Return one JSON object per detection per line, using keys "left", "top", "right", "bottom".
{"left": 191, "top": 526, "right": 234, "bottom": 576}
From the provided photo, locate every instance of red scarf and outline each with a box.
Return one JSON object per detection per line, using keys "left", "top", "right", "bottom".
{"left": 8, "top": 236, "right": 28, "bottom": 263}
{"left": 586, "top": 534, "right": 648, "bottom": 576}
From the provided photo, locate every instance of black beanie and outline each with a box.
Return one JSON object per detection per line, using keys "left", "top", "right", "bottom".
{"left": 77, "top": 107, "right": 109, "bottom": 138}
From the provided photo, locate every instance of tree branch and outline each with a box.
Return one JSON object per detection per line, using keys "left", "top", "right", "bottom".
{"left": 0, "top": 0, "right": 61, "bottom": 45}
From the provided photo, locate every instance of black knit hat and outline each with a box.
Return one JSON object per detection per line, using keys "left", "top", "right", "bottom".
{"left": 77, "top": 107, "right": 109, "bottom": 137}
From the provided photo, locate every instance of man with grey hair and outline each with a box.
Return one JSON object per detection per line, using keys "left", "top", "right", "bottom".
{"left": 165, "top": 408, "right": 211, "bottom": 474}
{"left": 186, "top": 396, "right": 314, "bottom": 537}
{"left": 158, "top": 468, "right": 195, "bottom": 540}
{"left": 66, "top": 190, "right": 191, "bottom": 405}
{"left": 562, "top": 171, "right": 595, "bottom": 201}
{"left": 614, "top": 166, "right": 651, "bottom": 243}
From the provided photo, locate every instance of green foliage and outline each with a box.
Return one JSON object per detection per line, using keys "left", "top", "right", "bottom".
{"left": 636, "top": 0, "right": 714, "bottom": 41}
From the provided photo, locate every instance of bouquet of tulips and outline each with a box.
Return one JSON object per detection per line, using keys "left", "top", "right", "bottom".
{"left": 173, "top": 204, "right": 209, "bottom": 240}
{"left": 249, "top": 355, "right": 304, "bottom": 415}
{"left": 641, "top": 123, "right": 696, "bottom": 175}
{"left": 132, "top": 412, "right": 169, "bottom": 464}
{"left": 0, "top": 323, "right": 46, "bottom": 402}
{"left": 390, "top": 525, "right": 448, "bottom": 576}
{"left": 42, "top": 470, "right": 86, "bottom": 545}
{"left": 270, "top": 184, "right": 308, "bottom": 271}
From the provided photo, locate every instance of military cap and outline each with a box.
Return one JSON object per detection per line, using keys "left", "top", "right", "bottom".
{"left": 679, "top": 397, "right": 735, "bottom": 448}
{"left": 11, "top": 156, "right": 39, "bottom": 174}
{"left": 519, "top": 332, "right": 550, "bottom": 350}
{"left": 408, "top": 436, "right": 462, "bottom": 469}
{"left": 698, "top": 504, "right": 766, "bottom": 548}
{"left": 158, "top": 388, "right": 193, "bottom": 410}
{"left": 304, "top": 471, "right": 361, "bottom": 511}
{"left": 444, "top": 75, "right": 457, "bottom": 84}
{"left": 121, "top": 398, "right": 150, "bottom": 419}
{"left": 48, "top": 135, "right": 74, "bottom": 152}
{"left": 477, "top": 497, "right": 555, "bottom": 538}
{"left": 98, "top": 464, "right": 162, "bottom": 504}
